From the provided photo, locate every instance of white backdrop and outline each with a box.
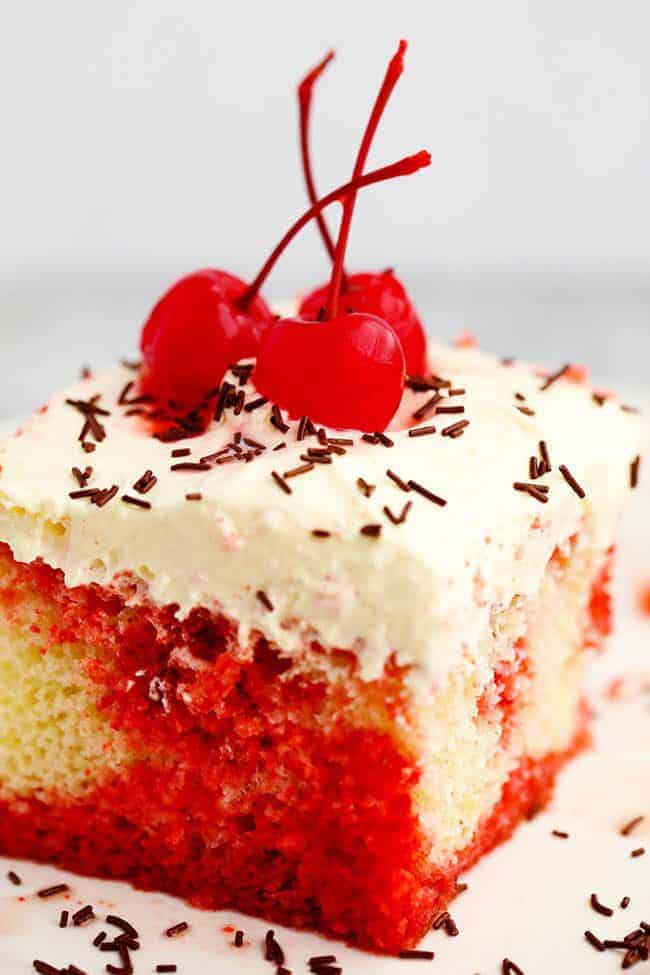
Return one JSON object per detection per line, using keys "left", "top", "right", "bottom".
{"left": 1, "top": 0, "right": 649, "bottom": 277}
{"left": 0, "top": 0, "right": 648, "bottom": 417}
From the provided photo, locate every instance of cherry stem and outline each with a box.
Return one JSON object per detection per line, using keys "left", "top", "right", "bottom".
{"left": 325, "top": 40, "right": 407, "bottom": 320}
{"left": 238, "top": 150, "right": 430, "bottom": 309}
{"left": 298, "top": 50, "right": 338, "bottom": 263}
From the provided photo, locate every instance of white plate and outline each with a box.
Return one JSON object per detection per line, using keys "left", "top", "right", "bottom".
{"left": 0, "top": 411, "right": 648, "bottom": 974}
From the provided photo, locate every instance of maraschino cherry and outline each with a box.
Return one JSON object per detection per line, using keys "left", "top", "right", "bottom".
{"left": 140, "top": 152, "right": 428, "bottom": 409}
{"left": 254, "top": 42, "right": 430, "bottom": 431}
{"left": 296, "top": 44, "right": 428, "bottom": 376}
{"left": 140, "top": 270, "right": 270, "bottom": 406}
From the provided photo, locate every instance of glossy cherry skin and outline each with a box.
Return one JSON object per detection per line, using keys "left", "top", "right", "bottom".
{"left": 299, "top": 269, "right": 427, "bottom": 376}
{"left": 253, "top": 313, "right": 405, "bottom": 431}
{"left": 140, "top": 269, "right": 272, "bottom": 406}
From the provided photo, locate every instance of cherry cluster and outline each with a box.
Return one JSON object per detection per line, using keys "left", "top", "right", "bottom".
{"left": 140, "top": 41, "right": 429, "bottom": 432}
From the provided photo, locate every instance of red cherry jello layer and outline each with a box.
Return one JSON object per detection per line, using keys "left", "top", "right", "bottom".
{"left": 0, "top": 539, "right": 607, "bottom": 952}
{"left": 0, "top": 346, "right": 642, "bottom": 951}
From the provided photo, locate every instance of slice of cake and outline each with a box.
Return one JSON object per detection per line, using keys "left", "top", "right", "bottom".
{"left": 0, "top": 346, "right": 642, "bottom": 952}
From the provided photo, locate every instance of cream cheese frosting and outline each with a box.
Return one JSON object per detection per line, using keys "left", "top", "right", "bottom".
{"left": 0, "top": 343, "right": 643, "bottom": 683}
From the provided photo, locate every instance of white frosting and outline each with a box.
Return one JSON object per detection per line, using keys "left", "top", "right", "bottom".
{"left": 0, "top": 344, "right": 643, "bottom": 684}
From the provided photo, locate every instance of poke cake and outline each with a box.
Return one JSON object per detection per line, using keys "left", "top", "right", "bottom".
{"left": 0, "top": 42, "right": 643, "bottom": 955}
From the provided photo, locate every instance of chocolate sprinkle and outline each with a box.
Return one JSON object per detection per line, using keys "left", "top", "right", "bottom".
{"left": 441, "top": 419, "right": 469, "bottom": 438}
{"left": 117, "top": 381, "right": 134, "bottom": 405}
{"left": 37, "top": 883, "right": 69, "bottom": 898}
{"left": 214, "top": 381, "right": 234, "bottom": 422}
{"left": 93, "top": 485, "right": 119, "bottom": 508}
{"left": 264, "top": 930, "right": 285, "bottom": 966}
{"left": 585, "top": 931, "right": 606, "bottom": 952}
{"left": 398, "top": 949, "right": 435, "bottom": 960}
{"left": 357, "top": 477, "right": 375, "bottom": 497}
{"left": 270, "top": 405, "right": 290, "bottom": 434}
{"left": 513, "top": 482, "right": 549, "bottom": 504}
{"left": 7, "top": 870, "right": 21, "bottom": 885}
{"left": 72, "top": 904, "right": 95, "bottom": 926}
{"left": 552, "top": 829, "right": 570, "bottom": 839}
{"left": 66, "top": 396, "right": 109, "bottom": 443}
{"left": 387, "top": 469, "right": 410, "bottom": 492}
{"left": 406, "top": 373, "right": 451, "bottom": 391}
{"left": 65, "top": 397, "right": 110, "bottom": 417}
{"left": 630, "top": 455, "right": 641, "bottom": 489}
{"left": 133, "top": 470, "right": 157, "bottom": 494}
{"left": 165, "top": 921, "right": 189, "bottom": 937}
{"left": 621, "top": 816, "right": 644, "bottom": 836}
{"left": 256, "top": 590, "right": 274, "bottom": 612}
{"left": 559, "top": 464, "right": 586, "bottom": 499}
{"left": 621, "top": 897, "right": 631, "bottom": 909}
{"left": 408, "top": 425, "right": 436, "bottom": 438}
{"left": 376, "top": 432, "right": 394, "bottom": 447}
{"left": 502, "top": 960, "right": 526, "bottom": 975}
{"left": 284, "top": 463, "right": 314, "bottom": 479}
{"left": 443, "top": 914, "right": 459, "bottom": 936}
{"left": 156, "top": 967, "right": 177, "bottom": 973}
{"left": 590, "top": 893, "right": 614, "bottom": 917}
{"left": 360, "top": 523, "right": 382, "bottom": 538}
{"left": 517, "top": 405, "right": 536, "bottom": 416}
{"left": 271, "top": 471, "right": 292, "bottom": 495}
{"left": 234, "top": 930, "right": 245, "bottom": 948}
{"left": 309, "top": 956, "right": 337, "bottom": 967}
{"left": 539, "top": 440, "right": 551, "bottom": 473}
{"left": 121, "top": 494, "right": 152, "bottom": 510}
{"left": 59, "top": 909, "right": 68, "bottom": 928}
{"left": 71, "top": 466, "right": 92, "bottom": 487}
{"left": 244, "top": 437, "right": 265, "bottom": 450}
{"left": 432, "top": 911, "right": 450, "bottom": 930}
{"left": 170, "top": 462, "right": 211, "bottom": 472}
{"left": 106, "top": 950, "right": 134, "bottom": 975}
{"left": 93, "top": 931, "right": 107, "bottom": 947}
{"left": 69, "top": 488, "right": 100, "bottom": 500}
{"left": 540, "top": 363, "right": 570, "bottom": 391}
{"left": 106, "top": 916, "right": 139, "bottom": 940}
{"left": 436, "top": 404, "right": 464, "bottom": 415}
{"left": 185, "top": 493, "right": 202, "bottom": 501}
{"left": 408, "top": 480, "right": 447, "bottom": 506}
{"left": 631, "top": 847, "right": 645, "bottom": 857}
{"left": 412, "top": 394, "right": 441, "bottom": 421}
{"left": 244, "top": 396, "right": 268, "bottom": 413}
{"left": 311, "top": 530, "right": 331, "bottom": 538}
{"left": 171, "top": 448, "right": 191, "bottom": 458}
{"left": 33, "top": 963, "right": 60, "bottom": 975}
{"left": 384, "top": 501, "right": 412, "bottom": 525}
{"left": 301, "top": 453, "right": 332, "bottom": 465}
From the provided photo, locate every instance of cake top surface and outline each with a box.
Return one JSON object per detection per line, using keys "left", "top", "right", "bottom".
{"left": 0, "top": 343, "right": 643, "bottom": 682}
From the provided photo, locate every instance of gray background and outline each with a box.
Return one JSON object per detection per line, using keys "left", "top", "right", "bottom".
{"left": 1, "top": 0, "right": 648, "bottom": 418}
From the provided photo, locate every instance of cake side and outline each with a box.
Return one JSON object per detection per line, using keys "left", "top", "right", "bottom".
{"left": 0, "top": 344, "right": 642, "bottom": 951}
{"left": 0, "top": 536, "right": 606, "bottom": 951}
